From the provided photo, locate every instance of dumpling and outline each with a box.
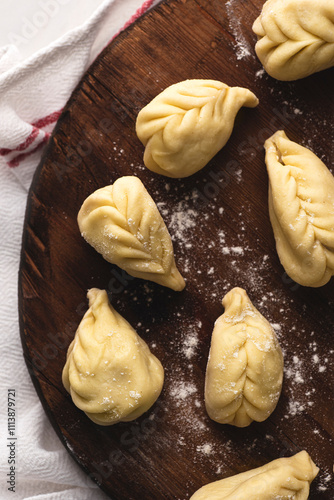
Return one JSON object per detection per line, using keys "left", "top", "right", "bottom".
{"left": 136, "top": 79, "right": 258, "bottom": 178}
{"left": 252, "top": 0, "right": 334, "bottom": 81}
{"left": 62, "top": 288, "right": 164, "bottom": 425}
{"left": 78, "top": 176, "right": 185, "bottom": 291}
{"left": 190, "top": 450, "right": 319, "bottom": 500}
{"left": 265, "top": 130, "right": 334, "bottom": 287}
{"left": 205, "top": 287, "right": 283, "bottom": 427}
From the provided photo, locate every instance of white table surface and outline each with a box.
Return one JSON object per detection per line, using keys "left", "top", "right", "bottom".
{"left": 0, "top": 0, "right": 105, "bottom": 60}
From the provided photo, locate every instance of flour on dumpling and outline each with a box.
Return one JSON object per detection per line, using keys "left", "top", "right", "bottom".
{"left": 265, "top": 130, "right": 334, "bottom": 287}
{"left": 78, "top": 176, "right": 185, "bottom": 291}
{"left": 205, "top": 287, "right": 283, "bottom": 427}
{"left": 62, "top": 288, "right": 164, "bottom": 425}
{"left": 136, "top": 79, "right": 258, "bottom": 178}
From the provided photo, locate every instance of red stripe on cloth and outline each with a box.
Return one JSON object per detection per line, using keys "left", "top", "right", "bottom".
{"left": 0, "top": 127, "right": 40, "bottom": 156}
{"left": 32, "top": 109, "right": 63, "bottom": 129}
{"left": 1, "top": 108, "right": 61, "bottom": 158}
{"left": 5, "top": 1, "right": 153, "bottom": 168}
{"left": 113, "top": 0, "right": 156, "bottom": 39}
{"left": 7, "top": 133, "right": 50, "bottom": 167}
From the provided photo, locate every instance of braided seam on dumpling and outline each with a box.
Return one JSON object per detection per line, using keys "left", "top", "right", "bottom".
{"left": 78, "top": 176, "right": 185, "bottom": 291}
{"left": 265, "top": 130, "right": 334, "bottom": 287}
{"left": 205, "top": 288, "right": 283, "bottom": 427}
{"left": 253, "top": 0, "right": 334, "bottom": 80}
{"left": 136, "top": 79, "right": 258, "bottom": 178}
{"left": 62, "top": 289, "right": 164, "bottom": 425}
{"left": 190, "top": 451, "right": 319, "bottom": 500}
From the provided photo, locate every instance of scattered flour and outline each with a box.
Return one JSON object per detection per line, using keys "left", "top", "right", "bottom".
{"left": 170, "top": 381, "right": 197, "bottom": 406}
{"left": 159, "top": 200, "right": 198, "bottom": 243}
{"left": 285, "top": 400, "right": 305, "bottom": 418}
{"left": 218, "top": 230, "right": 226, "bottom": 245}
{"left": 216, "top": 465, "right": 223, "bottom": 475}
{"left": 255, "top": 68, "right": 265, "bottom": 78}
{"left": 317, "top": 472, "right": 332, "bottom": 492}
{"left": 222, "top": 246, "right": 244, "bottom": 256}
{"left": 196, "top": 443, "right": 214, "bottom": 456}
{"left": 226, "top": 0, "right": 252, "bottom": 60}
{"left": 182, "top": 331, "right": 200, "bottom": 360}
{"left": 285, "top": 356, "right": 305, "bottom": 384}
{"left": 178, "top": 436, "right": 186, "bottom": 447}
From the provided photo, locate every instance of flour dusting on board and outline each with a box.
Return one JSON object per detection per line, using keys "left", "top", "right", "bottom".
{"left": 170, "top": 380, "right": 197, "bottom": 406}
{"left": 182, "top": 326, "right": 201, "bottom": 360}
{"left": 196, "top": 443, "right": 214, "bottom": 456}
{"left": 157, "top": 200, "right": 198, "bottom": 244}
{"left": 226, "top": 0, "right": 252, "bottom": 60}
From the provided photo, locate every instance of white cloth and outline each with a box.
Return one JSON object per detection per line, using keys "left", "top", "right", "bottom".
{"left": 0, "top": 1, "right": 159, "bottom": 498}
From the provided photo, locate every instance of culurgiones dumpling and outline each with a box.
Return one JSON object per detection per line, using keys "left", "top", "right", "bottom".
{"left": 78, "top": 176, "right": 185, "bottom": 291}
{"left": 205, "top": 287, "right": 283, "bottom": 427}
{"left": 136, "top": 79, "right": 258, "bottom": 178}
{"left": 62, "top": 288, "right": 164, "bottom": 425}
{"left": 190, "top": 450, "right": 319, "bottom": 500}
{"left": 265, "top": 130, "right": 334, "bottom": 287}
{"left": 252, "top": 0, "right": 334, "bottom": 81}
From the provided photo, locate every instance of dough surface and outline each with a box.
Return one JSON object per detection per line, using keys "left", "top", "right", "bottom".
{"left": 253, "top": 0, "right": 334, "bottom": 81}
{"left": 205, "top": 287, "right": 283, "bottom": 427}
{"left": 190, "top": 450, "right": 319, "bottom": 500}
{"left": 265, "top": 130, "right": 334, "bottom": 287}
{"left": 62, "top": 288, "right": 164, "bottom": 425}
{"left": 136, "top": 79, "right": 258, "bottom": 178}
{"left": 78, "top": 176, "right": 185, "bottom": 291}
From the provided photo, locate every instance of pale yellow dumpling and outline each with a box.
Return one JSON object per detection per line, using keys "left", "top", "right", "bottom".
{"left": 205, "top": 287, "right": 283, "bottom": 427}
{"left": 62, "top": 288, "right": 164, "bottom": 425}
{"left": 78, "top": 176, "right": 185, "bottom": 291}
{"left": 190, "top": 451, "right": 319, "bottom": 500}
{"left": 136, "top": 79, "right": 258, "bottom": 178}
{"left": 253, "top": 0, "right": 334, "bottom": 81}
{"left": 265, "top": 130, "right": 334, "bottom": 287}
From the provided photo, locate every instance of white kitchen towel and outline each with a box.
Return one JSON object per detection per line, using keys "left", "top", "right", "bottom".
{"left": 0, "top": 0, "right": 158, "bottom": 188}
{"left": 0, "top": 1, "right": 159, "bottom": 499}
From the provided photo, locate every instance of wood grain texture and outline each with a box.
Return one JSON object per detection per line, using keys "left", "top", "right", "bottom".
{"left": 19, "top": 0, "right": 334, "bottom": 498}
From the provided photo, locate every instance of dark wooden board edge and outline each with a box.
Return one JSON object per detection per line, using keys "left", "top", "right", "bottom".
{"left": 17, "top": 1, "right": 169, "bottom": 496}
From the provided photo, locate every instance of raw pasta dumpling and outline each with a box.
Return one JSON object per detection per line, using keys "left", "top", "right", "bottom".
{"left": 190, "top": 450, "right": 319, "bottom": 500}
{"left": 205, "top": 287, "right": 283, "bottom": 427}
{"left": 136, "top": 79, "right": 258, "bottom": 178}
{"left": 265, "top": 130, "right": 334, "bottom": 287}
{"left": 62, "top": 288, "right": 164, "bottom": 425}
{"left": 78, "top": 176, "right": 185, "bottom": 291}
{"left": 252, "top": 0, "right": 334, "bottom": 81}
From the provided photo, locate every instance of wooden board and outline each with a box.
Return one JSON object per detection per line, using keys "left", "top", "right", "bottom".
{"left": 19, "top": 0, "right": 334, "bottom": 498}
